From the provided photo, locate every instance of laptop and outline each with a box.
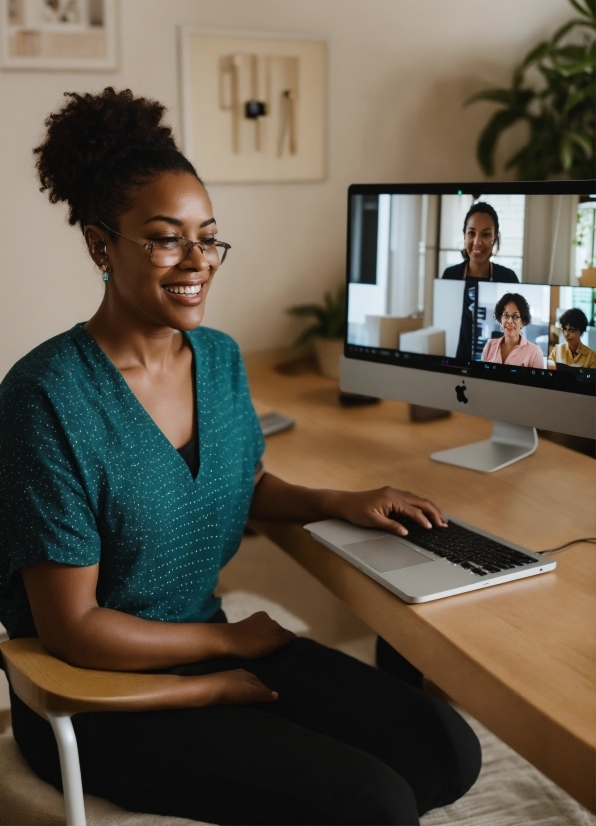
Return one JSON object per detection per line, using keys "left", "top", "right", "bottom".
{"left": 304, "top": 516, "right": 556, "bottom": 603}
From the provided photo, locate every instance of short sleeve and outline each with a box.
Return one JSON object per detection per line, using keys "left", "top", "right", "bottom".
{"left": 0, "top": 382, "right": 101, "bottom": 579}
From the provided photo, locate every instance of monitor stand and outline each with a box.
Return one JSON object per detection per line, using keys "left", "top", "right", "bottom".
{"left": 431, "top": 421, "right": 538, "bottom": 473}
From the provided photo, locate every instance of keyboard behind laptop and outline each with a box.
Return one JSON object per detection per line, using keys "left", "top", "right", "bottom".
{"left": 394, "top": 516, "right": 538, "bottom": 577}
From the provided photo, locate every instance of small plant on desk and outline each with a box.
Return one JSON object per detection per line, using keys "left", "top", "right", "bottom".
{"left": 287, "top": 286, "right": 346, "bottom": 379}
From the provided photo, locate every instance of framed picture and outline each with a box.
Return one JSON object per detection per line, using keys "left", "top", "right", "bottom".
{"left": 1, "top": 0, "right": 117, "bottom": 70}
{"left": 179, "top": 27, "right": 326, "bottom": 183}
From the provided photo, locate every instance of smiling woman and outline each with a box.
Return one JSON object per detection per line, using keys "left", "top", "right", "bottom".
{"left": 441, "top": 202, "right": 519, "bottom": 360}
{"left": 0, "top": 87, "right": 481, "bottom": 825}
{"left": 481, "top": 292, "right": 544, "bottom": 368}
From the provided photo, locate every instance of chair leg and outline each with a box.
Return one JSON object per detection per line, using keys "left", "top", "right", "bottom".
{"left": 46, "top": 712, "right": 87, "bottom": 826}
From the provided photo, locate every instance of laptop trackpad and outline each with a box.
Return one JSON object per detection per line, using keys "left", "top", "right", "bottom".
{"left": 343, "top": 535, "right": 433, "bottom": 573}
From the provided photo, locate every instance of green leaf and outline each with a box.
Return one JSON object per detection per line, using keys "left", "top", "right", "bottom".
{"left": 287, "top": 286, "right": 346, "bottom": 346}
{"left": 465, "top": 88, "right": 521, "bottom": 107}
{"left": 476, "top": 109, "right": 525, "bottom": 176}
{"left": 551, "top": 17, "right": 595, "bottom": 43}
{"left": 556, "top": 57, "right": 596, "bottom": 78}
{"left": 554, "top": 44, "right": 591, "bottom": 62}
{"left": 515, "top": 41, "right": 550, "bottom": 78}
{"left": 566, "top": 129, "right": 595, "bottom": 156}
{"left": 568, "top": 0, "right": 595, "bottom": 20}
{"left": 293, "top": 324, "right": 324, "bottom": 348}
{"left": 287, "top": 304, "right": 327, "bottom": 320}
{"left": 563, "top": 88, "right": 589, "bottom": 112}
{"left": 560, "top": 134, "right": 576, "bottom": 170}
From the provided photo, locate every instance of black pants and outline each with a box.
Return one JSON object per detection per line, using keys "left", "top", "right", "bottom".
{"left": 11, "top": 631, "right": 480, "bottom": 826}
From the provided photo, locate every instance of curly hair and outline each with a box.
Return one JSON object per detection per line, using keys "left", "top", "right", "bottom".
{"left": 493, "top": 292, "right": 531, "bottom": 326}
{"left": 461, "top": 202, "right": 500, "bottom": 259}
{"left": 33, "top": 87, "right": 200, "bottom": 232}
{"left": 559, "top": 307, "right": 588, "bottom": 334}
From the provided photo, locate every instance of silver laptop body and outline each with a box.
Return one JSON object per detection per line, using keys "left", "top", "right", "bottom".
{"left": 304, "top": 516, "right": 556, "bottom": 603}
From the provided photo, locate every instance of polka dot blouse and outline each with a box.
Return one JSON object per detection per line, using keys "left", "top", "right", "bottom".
{"left": 0, "top": 324, "right": 264, "bottom": 640}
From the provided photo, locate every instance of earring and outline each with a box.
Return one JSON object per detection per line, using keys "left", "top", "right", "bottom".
{"left": 102, "top": 270, "right": 109, "bottom": 282}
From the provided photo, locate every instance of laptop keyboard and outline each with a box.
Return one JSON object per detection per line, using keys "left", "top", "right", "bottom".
{"left": 394, "top": 517, "right": 537, "bottom": 576}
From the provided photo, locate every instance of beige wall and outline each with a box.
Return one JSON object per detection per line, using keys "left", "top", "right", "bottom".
{"left": 0, "top": 0, "right": 570, "bottom": 378}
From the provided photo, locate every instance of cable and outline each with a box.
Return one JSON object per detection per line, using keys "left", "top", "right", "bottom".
{"left": 538, "top": 537, "right": 596, "bottom": 555}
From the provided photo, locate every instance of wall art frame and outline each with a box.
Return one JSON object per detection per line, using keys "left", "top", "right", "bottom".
{"left": 1, "top": 0, "right": 118, "bottom": 71}
{"left": 178, "top": 26, "right": 326, "bottom": 184}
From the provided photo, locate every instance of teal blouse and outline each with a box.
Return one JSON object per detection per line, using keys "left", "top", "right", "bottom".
{"left": 0, "top": 324, "right": 264, "bottom": 639}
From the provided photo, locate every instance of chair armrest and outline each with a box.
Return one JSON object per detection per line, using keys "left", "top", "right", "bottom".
{"left": 0, "top": 638, "right": 194, "bottom": 717}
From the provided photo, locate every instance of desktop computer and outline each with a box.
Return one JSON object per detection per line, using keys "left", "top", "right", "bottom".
{"left": 306, "top": 179, "right": 595, "bottom": 602}
{"left": 341, "top": 180, "right": 596, "bottom": 472}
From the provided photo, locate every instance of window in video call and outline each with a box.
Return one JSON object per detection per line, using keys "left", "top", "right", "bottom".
{"left": 346, "top": 190, "right": 596, "bottom": 396}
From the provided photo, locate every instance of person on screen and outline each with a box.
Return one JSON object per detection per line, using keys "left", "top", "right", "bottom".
{"left": 481, "top": 293, "right": 544, "bottom": 368}
{"left": 442, "top": 203, "right": 519, "bottom": 361}
{"left": 548, "top": 308, "right": 596, "bottom": 369}
{"left": 441, "top": 202, "right": 518, "bottom": 282}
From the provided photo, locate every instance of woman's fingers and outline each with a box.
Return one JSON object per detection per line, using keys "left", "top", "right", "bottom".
{"left": 388, "top": 490, "right": 447, "bottom": 528}
{"left": 199, "top": 669, "right": 278, "bottom": 706}
{"left": 338, "top": 487, "right": 447, "bottom": 534}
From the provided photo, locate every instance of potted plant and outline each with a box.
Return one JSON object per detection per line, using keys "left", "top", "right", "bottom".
{"left": 287, "top": 286, "right": 346, "bottom": 379}
{"left": 466, "top": 0, "right": 595, "bottom": 180}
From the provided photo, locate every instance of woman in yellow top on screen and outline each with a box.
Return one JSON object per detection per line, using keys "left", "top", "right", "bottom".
{"left": 481, "top": 293, "right": 544, "bottom": 368}
{"left": 548, "top": 308, "right": 596, "bottom": 370}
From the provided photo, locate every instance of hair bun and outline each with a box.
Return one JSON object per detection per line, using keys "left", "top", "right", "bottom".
{"left": 34, "top": 87, "right": 195, "bottom": 229}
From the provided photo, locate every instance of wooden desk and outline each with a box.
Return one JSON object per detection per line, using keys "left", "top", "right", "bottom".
{"left": 247, "top": 359, "right": 596, "bottom": 812}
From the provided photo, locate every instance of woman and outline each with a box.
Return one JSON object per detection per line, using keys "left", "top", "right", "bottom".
{"left": 442, "top": 202, "right": 518, "bottom": 361}
{"left": 481, "top": 293, "right": 544, "bottom": 368}
{"left": 0, "top": 89, "right": 480, "bottom": 826}
{"left": 548, "top": 308, "right": 596, "bottom": 369}
{"left": 441, "top": 202, "right": 518, "bottom": 283}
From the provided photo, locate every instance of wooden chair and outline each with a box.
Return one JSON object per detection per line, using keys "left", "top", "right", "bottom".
{"left": 0, "top": 638, "right": 207, "bottom": 826}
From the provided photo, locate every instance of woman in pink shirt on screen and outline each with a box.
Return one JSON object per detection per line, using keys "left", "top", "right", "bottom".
{"left": 481, "top": 292, "right": 544, "bottom": 368}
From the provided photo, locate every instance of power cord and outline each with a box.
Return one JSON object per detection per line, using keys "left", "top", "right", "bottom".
{"left": 538, "top": 538, "right": 596, "bottom": 555}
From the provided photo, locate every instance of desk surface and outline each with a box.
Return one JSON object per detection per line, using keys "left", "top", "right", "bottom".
{"left": 247, "top": 358, "right": 596, "bottom": 812}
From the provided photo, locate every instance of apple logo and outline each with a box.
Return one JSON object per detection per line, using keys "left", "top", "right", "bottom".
{"left": 455, "top": 382, "right": 468, "bottom": 404}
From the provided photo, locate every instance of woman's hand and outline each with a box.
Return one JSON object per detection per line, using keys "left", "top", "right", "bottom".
{"left": 226, "top": 611, "right": 296, "bottom": 659}
{"left": 250, "top": 473, "right": 447, "bottom": 537}
{"left": 327, "top": 487, "right": 447, "bottom": 537}
{"left": 196, "top": 668, "right": 278, "bottom": 706}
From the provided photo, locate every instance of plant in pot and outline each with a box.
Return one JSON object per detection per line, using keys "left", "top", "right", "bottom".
{"left": 466, "top": 0, "right": 595, "bottom": 180}
{"left": 287, "top": 286, "right": 346, "bottom": 379}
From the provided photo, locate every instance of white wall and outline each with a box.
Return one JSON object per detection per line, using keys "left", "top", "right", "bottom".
{"left": 0, "top": 0, "right": 571, "bottom": 378}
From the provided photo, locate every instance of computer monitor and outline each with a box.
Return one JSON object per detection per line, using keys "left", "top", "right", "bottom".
{"left": 341, "top": 180, "right": 596, "bottom": 472}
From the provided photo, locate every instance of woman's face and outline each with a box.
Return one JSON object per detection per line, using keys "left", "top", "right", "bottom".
{"left": 562, "top": 323, "right": 582, "bottom": 351}
{"left": 464, "top": 212, "right": 496, "bottom": 266}
{"left": 91, "top": 171, "right": 221, "bottom": 332}
{"left": 501, "top": 301, "right": 523, "bottom": 341}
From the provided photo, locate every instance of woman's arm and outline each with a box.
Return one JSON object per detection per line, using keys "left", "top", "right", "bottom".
{"left": 249, "top": 473, "right": 447, "bottom": 536}
{"left": 20, "top": 560, "right": 294, "bottom": 673}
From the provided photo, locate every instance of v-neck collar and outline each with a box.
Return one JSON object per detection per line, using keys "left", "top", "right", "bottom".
{"left": 75, "top": 323, "right": 202, "bottom": 483}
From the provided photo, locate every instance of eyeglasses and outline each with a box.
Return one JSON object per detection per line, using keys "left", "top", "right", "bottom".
{"left": 561, "top": 326, "right": 579, "bottom": 334}
{"left": 100, "top": 222, "right": 231, "bottom": 266}
{"left": 501, "top": 313, "right": 521, "bottom": 322}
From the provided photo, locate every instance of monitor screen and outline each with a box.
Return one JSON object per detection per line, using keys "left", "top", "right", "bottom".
{"left": 342, "top": 181, "right": 596, "bottom": 456}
